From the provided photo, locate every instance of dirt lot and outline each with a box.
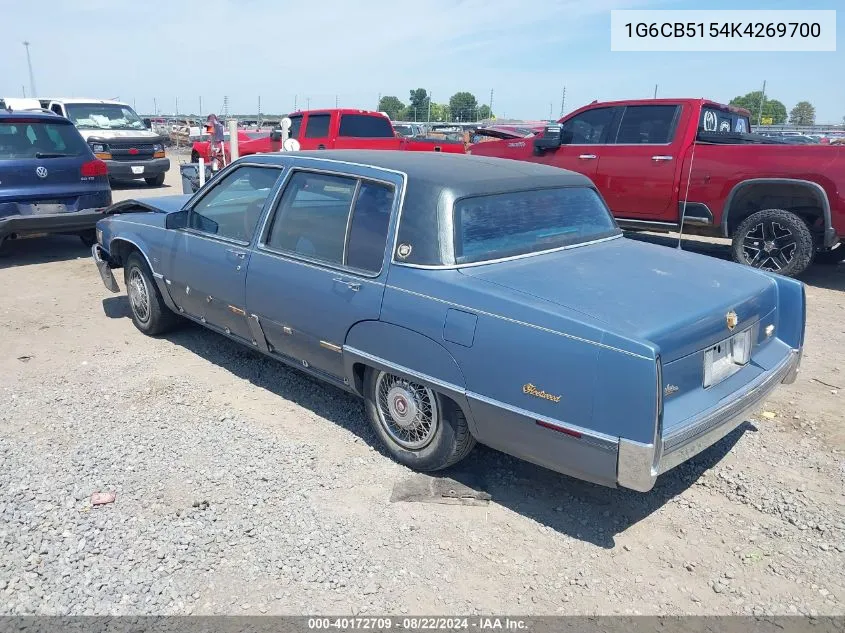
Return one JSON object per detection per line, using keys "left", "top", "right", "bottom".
{"left": 1, "top": 155, "right": 843, "bottom": 616}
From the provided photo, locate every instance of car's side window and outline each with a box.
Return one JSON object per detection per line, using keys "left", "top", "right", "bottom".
{"left": 265, "top": 171, "right": 357, "bottom": 265}
{"left": 304, "top": 114, "right": 331, "bottom": 138}
{"left": 560, "top": 107, "right": 615, "bottom": 144}
{"left": 288, "top": 115, "right": 303, "bottom": 139}
{"left": 613, "top": 105, "right": 680, "bottom": 144}
{"left": 188, "top": 166, "right": 282, "bottom": 242}
{"left": 346, "top": 181, "right": 395, "bottom": 273}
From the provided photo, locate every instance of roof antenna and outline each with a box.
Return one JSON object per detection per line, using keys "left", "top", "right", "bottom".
{"left": 677, "top": 100, "right": 703, "bottom": 250}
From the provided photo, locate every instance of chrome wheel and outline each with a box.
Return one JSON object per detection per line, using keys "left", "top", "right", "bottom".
{"left": 742, "top": 220, "right": 797, "bottom": 271}
{"left": 127, "top": 267, "right": 151, "bottom": 324}
{"left": 375, "top": 372, "right": 439, "bottom": 450}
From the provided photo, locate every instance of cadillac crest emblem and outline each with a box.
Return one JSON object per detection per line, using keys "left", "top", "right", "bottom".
{"left": 726, "top": 310, "right": 738, "bottom": 331}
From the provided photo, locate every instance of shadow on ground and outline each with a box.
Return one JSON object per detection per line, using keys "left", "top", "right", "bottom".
{"left": 103, "top": 295, "right": 749, "bottom": 549}
{"left": 0, "top": 235, "right": 91, "bottom": 270}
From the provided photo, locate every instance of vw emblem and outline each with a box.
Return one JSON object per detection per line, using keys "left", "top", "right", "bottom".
{"left": 35, "top": 166, "right": 48, "bottom": 179}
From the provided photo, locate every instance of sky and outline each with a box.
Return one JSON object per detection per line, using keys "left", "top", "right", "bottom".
{"left": 1, "top": 0, "right": 842, "bottom": 122}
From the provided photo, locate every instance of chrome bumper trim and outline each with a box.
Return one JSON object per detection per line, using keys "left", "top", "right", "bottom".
{"left": 617, "top": 348, "right": 800, "bottom": 492}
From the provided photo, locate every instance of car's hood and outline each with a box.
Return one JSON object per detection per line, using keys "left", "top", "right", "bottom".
{"left": 459, "top": 237, "right": 778, "bottom": 362}
{"left": 76, "top": 129, "right": 159, "bottom": 141}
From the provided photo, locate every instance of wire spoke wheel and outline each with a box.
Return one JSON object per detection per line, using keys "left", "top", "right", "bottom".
{"left": 742, "top": 220, "right": 796, "bottom": 271}
{"left": 127, "top": 267, "right": 151, "bottom": 324}
{"left": 374, "top": 371, "right": 439, "bottom": 450}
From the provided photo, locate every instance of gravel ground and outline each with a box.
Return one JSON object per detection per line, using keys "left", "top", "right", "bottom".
{"left": 1, "top": 157, "right": 843, "bottom": 615}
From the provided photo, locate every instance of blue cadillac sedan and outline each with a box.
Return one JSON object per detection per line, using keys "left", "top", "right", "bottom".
{"left": 91, "top": 151, "right": 805, "bottom": 492}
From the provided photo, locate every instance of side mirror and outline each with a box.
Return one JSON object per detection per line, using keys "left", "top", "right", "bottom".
{"left": 143, "top": 118, "right": 152, "bottom": 129}
{"left": 165, "top": 209, "right": 188, "bottom": 229}
{"left": 533, "top": 124, "right": 564, "bottom": 154}
{"left": 270, "top": 129, "right": 282, "bottom": 142}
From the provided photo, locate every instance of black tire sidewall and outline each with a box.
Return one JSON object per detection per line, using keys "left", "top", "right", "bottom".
{"left": 815, "top": 243, "right": 845, "bottom": 265}
{"left": 731, "top": 209, "right": 814, "bottom": 277}
{"left": 363, "top": 368, "right": 461, "bottom": 471}
{"left": 146, "top": 174, "right": 166, "bottom": 187}
{"left": 124, "top": 253, "right": 170, "bottom": 335}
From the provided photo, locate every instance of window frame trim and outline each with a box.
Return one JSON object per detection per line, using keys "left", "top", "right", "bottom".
{"left": 609, "top": 104, "right": 682, "bottom": 146}
{"left": 182, "top": 162, "right": 286, "bottom": 245}
{"left": 256, "top": 166, "right": 398, "bottom": 279}
{"left": 303, "top": 113, "right": 332, "bottom": 139}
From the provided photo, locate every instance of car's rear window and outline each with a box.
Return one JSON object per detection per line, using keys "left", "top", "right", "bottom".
{"left": 0, "top": 120, "right": 89, "bottom": 160}
{"left": 453, "top": 187, "right": 619, "bottom": 264}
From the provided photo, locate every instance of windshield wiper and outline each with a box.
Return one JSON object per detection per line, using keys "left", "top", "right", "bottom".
{"left": 35, "top": 152, "right": 74, "bottom": 158}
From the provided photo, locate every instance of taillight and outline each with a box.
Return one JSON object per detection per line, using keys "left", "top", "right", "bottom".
{"left": 81, "top": 159, "right": 108, "bottom": 177}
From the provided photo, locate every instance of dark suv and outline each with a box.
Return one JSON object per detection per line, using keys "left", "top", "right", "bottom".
{"left": 0, "top": 110, "right": 112, "bottom": 247}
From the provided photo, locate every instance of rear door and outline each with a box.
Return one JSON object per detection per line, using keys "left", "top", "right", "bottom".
{"left": 333, "top": 114, "right": 401, "bottom": 150}
{"left": 592, "top": 104, "right": 685, "bottom": 220}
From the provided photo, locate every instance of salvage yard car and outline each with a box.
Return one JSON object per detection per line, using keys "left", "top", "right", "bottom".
{"left": 90, "top": 151, "right": 805, "bottom": 492}
{"left": 1, "top": 109, "right": 111, "bottom": 247}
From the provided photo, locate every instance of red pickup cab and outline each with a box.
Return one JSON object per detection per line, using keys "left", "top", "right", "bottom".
{"left": 192, "top": 109, "right": 464, "bottom": 163}
{"left": 470, "top": 98, "right": 845, "bottom": 276}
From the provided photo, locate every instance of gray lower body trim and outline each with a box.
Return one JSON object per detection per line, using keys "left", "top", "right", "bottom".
{"left": 617, "top": 348, "right": 801, "bottom": 492}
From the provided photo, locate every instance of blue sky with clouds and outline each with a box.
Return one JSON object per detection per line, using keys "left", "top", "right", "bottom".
{"left": 1, "top": 0, "right": 842, "bottom": 121}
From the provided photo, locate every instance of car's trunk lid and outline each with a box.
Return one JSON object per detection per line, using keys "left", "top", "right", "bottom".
{"left": 459, "top": 237, "right": 777, "bottom": 363}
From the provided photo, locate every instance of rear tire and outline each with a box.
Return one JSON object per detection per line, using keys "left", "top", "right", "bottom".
{"left": 815, "top": 243, "right": 845, "bottom": 265}
{"left": 123, "top": 252, "right": 180, "bottom": 335}
{"left": 145, "top": 173, "right": 166, "bottom": 187}
{"left": 363, "top": 367, "right": 475, "bottom": 471}
{"left": 731, "top": 209, "right": 813, "bottom": 277}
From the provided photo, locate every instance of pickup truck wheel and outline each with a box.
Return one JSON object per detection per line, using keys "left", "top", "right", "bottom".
{"left": 124, "top": 252, "right": 180, "bottom": 335}
{"left": 145, "top": 174, "right": 166, "bottom": 187}
{"left": 364, "top": 368, "right": 475, "bottom": 471}
{"left": 731, "top": 209, "right": 813, "bottom": 277}
{"left": 814, "top": 244, "right": 845, "bottom": 265}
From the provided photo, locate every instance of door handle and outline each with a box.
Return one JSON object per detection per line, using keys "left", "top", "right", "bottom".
{"left": 226, "top": 249, "right": 246, "bottom": 259}
{"left": 578, "top": 154, "right": 597, "bottom": 160}
{"left": 651, "top": 155, "right": 673, "bottom": 161}
{"left": 333, "top": 277, "right": 361, "bottom": 291}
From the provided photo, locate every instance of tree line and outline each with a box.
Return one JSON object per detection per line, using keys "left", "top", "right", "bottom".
{"left": 729, "top": 91, "right": 818, "bottom": 126}
{"left": 377, "top": 89, "right": 493, "bottom": 122}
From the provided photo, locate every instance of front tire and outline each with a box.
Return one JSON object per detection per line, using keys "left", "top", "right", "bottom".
{"left": 363, "top": 368, "right": 475, "bottom": 471}
{"left": 145, "top": 173, "right": 166, "bottom": 187}
{"left": 123, "top": 252, "right": 180, "bottom": 335}
{"left": 731, "top": 209, "right": 813, "bottom": 277}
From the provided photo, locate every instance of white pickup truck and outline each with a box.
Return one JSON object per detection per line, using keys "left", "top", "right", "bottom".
{"left": 39, "top": 98, "right": 169, "bottom": 186}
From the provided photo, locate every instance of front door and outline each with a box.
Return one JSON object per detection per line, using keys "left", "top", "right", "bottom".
{"left": 592, "top": 104, "right": 683, "bottom": 219}
{"left": 245, "top": 167, "right": 399, "bottom": 382}
{"left": 533, "top": 106, "right": 618, "bottom": 179}
{"left": 167, "top": 164, "right": 284, "bottom": 341}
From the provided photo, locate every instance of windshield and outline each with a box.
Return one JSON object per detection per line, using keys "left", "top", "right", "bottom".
{"left": 453, "top": 187, "right": 620, "bottom": 264}
{"left": 65, "top": 103, "right": 146, "bottom": 131}
{"left": 0, "top": 120, "right": 89, "bottom": 160}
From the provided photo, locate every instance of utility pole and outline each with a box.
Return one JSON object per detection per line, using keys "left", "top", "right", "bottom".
{"left": 22, "top": 41, "right": 37, "bottom": 98}
{"left": 489, "top": 88, "right": 494, "bottom": 119}
{"left": 153, "top": 98, "right": 157, "bottom": 114}
{"left": 377, "top": 93, "right": 381, "bottom": 110}
{"left": 654, "top": 84, "right": 658, "bottom": 98}
{"left": 335, "top": 94, "right": 338, "bottom": 108}
{"left": 223, "top": 95, "right": 229, "bottom": 118}
{"left": 757, "top": 80, "right": 766, "bottom": 125}
{"left": 199, "top": 96, "right": 203, "bottom": 115}
{"left": 294, "top": 95, "right": 298, "bottom": 111}
{"left": 427, "top": 91, "right": 432, "bottom": 123}
{"left": 175, "top": 96, "right": 179, "bottom": 115}
{"left": 22, "top": 85, "right": 26, "bottom": 97}
{"left": 306, "top": 97, "right": 311, "bottom": 110}
{"left": 559, "top": 87, "right": 566, "bottom": 117}
{"left": 549, "top": 102, "right": 553, "bottom": 120}
{"left": 258, "top": 95, "right": 262, "bottom": 120}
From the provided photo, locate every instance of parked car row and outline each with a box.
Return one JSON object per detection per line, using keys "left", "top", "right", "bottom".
{"left": 90, "top": 150, "right": 806, "bottom": 493}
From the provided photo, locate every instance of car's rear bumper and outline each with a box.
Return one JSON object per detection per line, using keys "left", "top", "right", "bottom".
{"left": 617, "top": 347, "right": 801, "bottom": 492}
{"left": 0, "top": 208, "right": 108, "bottom": 240}
{"left": 105, "top": 158, "right": 170, "bottom": 179}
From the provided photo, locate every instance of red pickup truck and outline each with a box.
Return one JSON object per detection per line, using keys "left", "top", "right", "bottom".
{"left": 192, "top": 109, "right": 465, "bottom": 163}
{"left": 470, "top": 98, "right": 845, "bottom": 276}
